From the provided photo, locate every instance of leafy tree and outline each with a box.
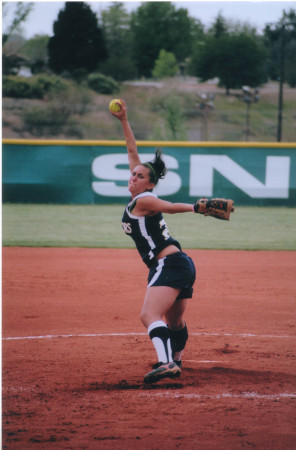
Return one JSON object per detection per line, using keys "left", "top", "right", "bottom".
{"left": 285, "top": 40, "right": 296, "bottom": 87}
{"left": 2, "top": 35, "right": 27, "bottom": 75}
{"left": 264, "top": 8, "right": 296, "bottom": 40}
{"left": 48, "top": 2, "right": 107, "bottom": 75}
{"left": 264, "top": 8, "right": 296, "bottom": 87}
{"left": 164, "top": 96, "right": 186, "bottom": 140}
{"left": 191, "top": 33, "right": 267, "bottom": 94}
{"left": 22, "top": 34, "right": 49, "bottom": 74}
{"left": 209, "top": 12, "right": 258, "bottom": 37}
{"left": 2, "top": 33, "right": 26, "bottom": 57}
{"left": 101, "top": 2, "right": 136, "bottom": 81}
{"left": 152, "top": 49, "right": 178, "bottom": 78}
{"left": 226, "top": 19, "right": 258, "bottom": 37}
{"left": 131, "top": 2, "right": 197, "bottom": 77}
{"left": 2, "top": 2, "right": 34, "bottom": 45}
{"left": 23, "top": 34, "right": 49, "bottom": 61}
{"left": 2, "top": 2, "right": 34, "bottom": 74}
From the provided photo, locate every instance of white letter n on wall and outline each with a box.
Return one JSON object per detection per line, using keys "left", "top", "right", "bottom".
{"left": 189, "top": 155, "right": 290, "bottom": 198}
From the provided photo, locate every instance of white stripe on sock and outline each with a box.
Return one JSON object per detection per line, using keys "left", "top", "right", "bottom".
{"left": 148, "top": 320, "right": 167, "bottom": 335}
{"left": 148, "top": 321, "right": 172, "bottom": 363}
{"left": 151, "top": 337, "right": 170, "bottom": 363}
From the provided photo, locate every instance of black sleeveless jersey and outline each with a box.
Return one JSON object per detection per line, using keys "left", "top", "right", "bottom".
{"left": 122, "top": 192, "right": 181, "bottom": 268}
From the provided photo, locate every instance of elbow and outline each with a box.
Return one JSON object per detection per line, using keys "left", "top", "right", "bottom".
{"left": 165, "top": 206, "right": 178, "bottom": 214}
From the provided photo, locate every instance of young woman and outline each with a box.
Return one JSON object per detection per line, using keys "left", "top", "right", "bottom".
{"left": 111, "top": 99, "right": 197, "bottom": 384}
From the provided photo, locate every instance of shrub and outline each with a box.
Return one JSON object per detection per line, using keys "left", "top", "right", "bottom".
{"left": 22, "top": 104, "right": 86, "bottom": 137}
{"left": 23, "top": 105, "right": 69, "bottom": 135}
{"left": 2, "top": 75, "right": 68, "bottom": 99}
{"left": 87, "top": 72, "right": 119, "bottom": 94}
{"left": 3, "top": 76, "right": 38, "bottom": 98}
{"left": 21, "top": 81, "right": 93, "bottom": 136}
{"left": 34, "top": 74, "right": 68, "bottom": 95}
{"left": 47, "top": 83, "right": 93, "bottom": 116}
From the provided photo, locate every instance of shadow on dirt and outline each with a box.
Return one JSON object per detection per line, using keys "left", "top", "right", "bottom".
{"left": 85, "top": 366, "right": 296, "bottom": 392}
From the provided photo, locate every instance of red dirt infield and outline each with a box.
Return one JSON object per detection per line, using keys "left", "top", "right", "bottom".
{"left": 2, "top": 247, "right": 296, "bottom": 449}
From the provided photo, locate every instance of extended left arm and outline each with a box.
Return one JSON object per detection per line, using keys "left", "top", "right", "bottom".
{"left": 135, "top": 196, "right": 235, "bottom": 220}
{"left": 134, "top": 196, "right": 194, "bottom": 216}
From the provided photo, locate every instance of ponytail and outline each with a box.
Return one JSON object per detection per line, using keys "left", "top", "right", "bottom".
{"left": 143, "top": 148, "right": 166, "bottom": 185}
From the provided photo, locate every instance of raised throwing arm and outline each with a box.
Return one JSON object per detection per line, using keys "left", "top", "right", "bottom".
{"left": 110, "top": 99, "right": 141, "bottom": 172}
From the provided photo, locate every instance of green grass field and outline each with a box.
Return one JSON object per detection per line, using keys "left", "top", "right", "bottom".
{"left": 2, "top": 204, "right": 296, "bottom": 250}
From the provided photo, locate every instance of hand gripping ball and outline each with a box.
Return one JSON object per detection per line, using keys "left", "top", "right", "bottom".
{"left": 109, "top": 99, "right": 123, "bottom": 113}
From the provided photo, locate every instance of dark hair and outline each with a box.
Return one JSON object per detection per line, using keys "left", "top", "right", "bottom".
{"left": 143, "top": 148, "right": 167, "bottom": 185}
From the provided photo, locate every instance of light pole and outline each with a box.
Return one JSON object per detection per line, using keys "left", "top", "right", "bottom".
{"left": 267, "top": 20, "right": 295, "bottom": 141}
{"left": 242, "top": 86, "right": 260, "bottom": 141}
{"left": 277, "top": 23, "right": 292, "bottom": 142}
{"left": 198, "top": 93, "right": 214, "bottom": 141}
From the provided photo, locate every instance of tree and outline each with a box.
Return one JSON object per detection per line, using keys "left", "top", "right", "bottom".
{"left": 101, "top": 2, "right": 136, "bottom": 81}
{"left": 264, "top": 8, "right": 296, "bottom": 140}
{"left": 191, "top": 33, "right": 267, "bottom": 94}
{"left": 2, "top": 2, "right": 34, "bottom": 74}
{"left": 209, "top": 12, "right": 258, "bottom": 37}
{"left": 48, "top": 2, "right": 107, "bottom": 75}
{"left": 130, "top": 2, "right": 197, "bottom": 77}
{"left": 285, "top": 40, "right": 296, "bottom": 87}
{"left": 264, "top": 8, "right": 296, "bottom": 87}
{"left": 2, "top": 2, "right": 34, "bottom": 45}
{"left": 152, "top": 49, "right": 178, "bottom": 78}
{"left": 208, "top": 12, "right": 227, "bottom": 38}
{"left": 22, "top": 34, "right": 49, "bottom": 74}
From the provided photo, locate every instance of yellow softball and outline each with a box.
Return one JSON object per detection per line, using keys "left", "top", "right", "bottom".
{"left": 109, "top": 99, "right": 123, "bottom": 113}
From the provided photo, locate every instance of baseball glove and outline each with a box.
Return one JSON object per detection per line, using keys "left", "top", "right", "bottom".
{"left": 193, "top": 198, "right": 235, "bottom": 220}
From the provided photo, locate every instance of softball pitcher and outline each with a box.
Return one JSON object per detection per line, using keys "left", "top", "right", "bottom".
{"left": 111, "top": 99, "right": 234, "bottom": 383}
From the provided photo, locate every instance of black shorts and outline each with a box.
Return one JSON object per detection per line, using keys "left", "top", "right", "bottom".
{"left": 147, "top": 251, "right": 196, "bottom": 300}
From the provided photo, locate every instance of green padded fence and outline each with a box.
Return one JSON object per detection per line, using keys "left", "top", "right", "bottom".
{"left": 2, "top": 139, "right": 296, "bottom": 206}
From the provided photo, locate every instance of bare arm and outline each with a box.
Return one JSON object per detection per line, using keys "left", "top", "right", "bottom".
{"left": 132, "top": 196, "right": 194, "bottom": 216}
{"left": 110, "top": 99, "right": 141, "bottom": 172}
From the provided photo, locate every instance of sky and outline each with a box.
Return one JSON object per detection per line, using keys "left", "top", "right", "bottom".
{"left": 3, "top": 0, "right": 296, "bottom": 38}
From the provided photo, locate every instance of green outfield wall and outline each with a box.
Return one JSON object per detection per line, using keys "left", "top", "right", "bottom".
{"left": 2, "top": 139, "right": 296, "bottom": 206}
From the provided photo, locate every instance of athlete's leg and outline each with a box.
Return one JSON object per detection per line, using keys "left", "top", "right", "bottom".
{"left": 140, "top": 286, "right": 181, "bottom": 327}
{"left": 141, "top": 286, "right": 182, "bottom": 383}
{"left": 165, "top": 298, "right": 187, "bottom": 330}
{"left": 140, "top": 286, "right": 180, "bottom": 364}
{"left": 165, "top": 298, "right": 189, "bottom": 363}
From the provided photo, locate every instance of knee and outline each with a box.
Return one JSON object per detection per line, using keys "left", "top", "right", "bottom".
{"left": 140, "top": 307, "right": 160, "bottom": 328}
{"left": 140, "top": 309, "right": 149, "bottom": 328}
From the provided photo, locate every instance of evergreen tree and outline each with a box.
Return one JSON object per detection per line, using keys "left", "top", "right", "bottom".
{"left": 264, "top": 8, "right": 296, "bottom": 87}
{"left": 101, "top": 2, "right": 136, "bottom": 81}
{"left": 48, "top": 2, "right": 107, "bottom": 75}
{"left": 209, "top": 12, "right": 227, "bottom": 38}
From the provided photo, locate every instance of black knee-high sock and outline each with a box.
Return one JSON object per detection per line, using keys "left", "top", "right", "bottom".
{"left": 168, "top": 323, "right": 188, "bottom": 360}
{"left": 148, "top": 320, "right": 173, "bottom": 363}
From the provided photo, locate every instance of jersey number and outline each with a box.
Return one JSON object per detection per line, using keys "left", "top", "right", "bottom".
{"left": 159, "top": 219, "right": 170, "bottom": 240}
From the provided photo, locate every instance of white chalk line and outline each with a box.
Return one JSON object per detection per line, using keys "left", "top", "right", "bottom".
{"left": 2, "top": 332, "right": 296, "bottom": 341}
{"left": 2, "top": 332, "right": 147, "bottom": 341}
{"left": 138, "top": 391, "right": 296, "bottom": 401}
{"left": 185, "top": 360, "right": 225, "bottom": 363}
{"left": 3, "top": 385, "right": 295, "bottom": 401}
